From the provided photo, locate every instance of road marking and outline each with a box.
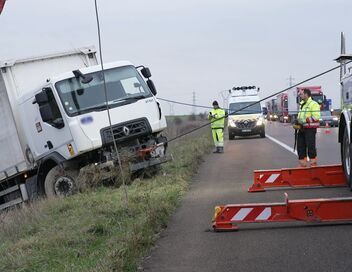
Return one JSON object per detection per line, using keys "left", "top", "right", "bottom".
{"left": 266, "top": 134, "right": 296, "bottom": 156}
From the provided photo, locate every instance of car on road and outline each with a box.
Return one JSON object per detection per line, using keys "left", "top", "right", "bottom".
{"left": 319, "top": 110, "right": 339, "bottom": 127}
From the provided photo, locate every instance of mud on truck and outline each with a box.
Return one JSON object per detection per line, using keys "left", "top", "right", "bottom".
{"left": 0, "top": 46, "right": 170, "bottom": 210}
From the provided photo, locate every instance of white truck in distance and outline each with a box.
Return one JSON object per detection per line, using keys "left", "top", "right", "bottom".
{"left": 0, "top": 46, "right": 169, "bottom": 210}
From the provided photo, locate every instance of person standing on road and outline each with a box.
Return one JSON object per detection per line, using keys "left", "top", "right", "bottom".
{"left": 208, "top": 101, "right": 226, "bottom": 153}
{"left": 294, "top": 89, "right": 321, "bottom": 167}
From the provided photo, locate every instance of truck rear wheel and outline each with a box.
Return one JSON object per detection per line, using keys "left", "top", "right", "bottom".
{"left": 342, "top": 126, "right": 352, "bottom": 188}
{"left": 44, "top": 166, "right": 78, "bottom": 198}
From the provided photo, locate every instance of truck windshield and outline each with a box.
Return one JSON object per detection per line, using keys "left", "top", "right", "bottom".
{"left": 229, "top": 102, "right": 262, "bottom": 115}
{"left": 312, "top": 95, "right": 324, "bottom": 104}
{"left": 55, "top": 65, "right": 152, "bottom": 116}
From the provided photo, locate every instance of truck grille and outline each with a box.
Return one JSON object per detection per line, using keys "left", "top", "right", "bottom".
{"left": 101, "top": 118, "right": 151, "bottom": 145}
{"left": 235, "top": 119, "right": 256, "bottom": 129}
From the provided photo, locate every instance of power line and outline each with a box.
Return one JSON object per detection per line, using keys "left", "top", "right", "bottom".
{"left": 165, "top": 61, "right": 350, "bottom": 143}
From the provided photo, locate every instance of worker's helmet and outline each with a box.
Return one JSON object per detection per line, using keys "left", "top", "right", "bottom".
{"left": 212, "top": 101, "right": 219, "bottom": 106}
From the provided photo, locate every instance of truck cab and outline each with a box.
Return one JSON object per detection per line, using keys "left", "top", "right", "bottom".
{"left": 227, "top": 86, "right": 265, "bottom": 140}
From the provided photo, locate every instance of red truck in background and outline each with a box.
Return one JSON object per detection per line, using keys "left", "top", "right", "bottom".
{"left": 276, "top": 86, "right": 326, "bottom": 123}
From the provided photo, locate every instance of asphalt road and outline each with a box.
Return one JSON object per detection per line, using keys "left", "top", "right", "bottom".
{"left": 143, "top": 122, "right": 352, "bottom": 272}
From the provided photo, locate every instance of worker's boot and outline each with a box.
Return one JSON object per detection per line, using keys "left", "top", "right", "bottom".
{"left": 298, "top": 158, "right": 308, "bottom": 168}
{"left": 219, "top": 147, "right": 224, "bottom": 153}
{"left": 213, "top": 147, "right": 220, "bottom": 153}
{"left": 310, "top": 158, "right": 318, "bottom": 167}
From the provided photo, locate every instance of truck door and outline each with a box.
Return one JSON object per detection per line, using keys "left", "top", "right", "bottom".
{"left": 20, "top": 86, "right": 73, "bottom": 160}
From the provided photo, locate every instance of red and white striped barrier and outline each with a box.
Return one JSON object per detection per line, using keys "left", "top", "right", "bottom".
{"left": 212, "top": 193, "right": 352, "bottom": 231}
{"left": 248, "top": 164, "right": 346, "bottom": 192}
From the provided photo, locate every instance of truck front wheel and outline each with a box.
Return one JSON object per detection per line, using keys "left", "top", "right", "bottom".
{"left": 44, "top": 166, "right": 78, "bottom": 198}
{"left": 342, "top": 126, "right": 352, "bottom": 188}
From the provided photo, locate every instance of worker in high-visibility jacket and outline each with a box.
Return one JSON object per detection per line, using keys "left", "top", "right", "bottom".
{"left": 208, "top": 101, "right": 226, "bottom": 153}
{"left": 294, "top": 88, "right": 321, "bottom": 167}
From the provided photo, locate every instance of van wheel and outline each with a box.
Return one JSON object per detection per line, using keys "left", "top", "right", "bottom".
{"left": 229, "top": 134, "right": 235, "bottom": 140}
{"left": 44, "top": 166, "right": 78, "bottom": 198}
{"left": 260, "top": 131, "right": 266, "bottom": 138}
{"left": 342, "top": 126, "right": 352, "bottom": 188}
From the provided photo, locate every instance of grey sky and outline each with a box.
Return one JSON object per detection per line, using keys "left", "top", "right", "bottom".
{"left": 1, "top": 0, "right": 352, "bottom": 114}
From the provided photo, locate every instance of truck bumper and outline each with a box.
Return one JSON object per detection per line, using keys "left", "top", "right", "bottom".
{"left": 228, "top": 125, "right": 265, "bottom": 136}
{"left": 129, "top": 154, "right": 173, "bottom": 173}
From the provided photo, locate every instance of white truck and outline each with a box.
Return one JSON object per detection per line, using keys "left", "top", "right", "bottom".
{"left": 336, "top": 32, "right": 352, "bottom": 187}
{"left": 227, "top": 86, "right": 265, "bottom": 140}
{"left": 0, "top": 46, "right": 169, "bottom": 210}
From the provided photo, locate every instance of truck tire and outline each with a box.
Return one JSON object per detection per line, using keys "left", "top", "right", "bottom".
{"left": 342, "top": 126, "right": 352, "bottom": 188}
{"left": 44, "top": 166, "right": 78, "bottom": 198}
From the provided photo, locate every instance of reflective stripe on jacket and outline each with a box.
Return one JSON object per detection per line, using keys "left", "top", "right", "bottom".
{"left": 297, "top": 97, "right": 321, "bottom": 128}
{"left": 208, "top": 108, "right": 226, "bottom": 128}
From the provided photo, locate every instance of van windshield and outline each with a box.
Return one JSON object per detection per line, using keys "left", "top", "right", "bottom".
{"left": 229, "top": 102, "right": 262, "bottom": 115}
{"left": 55, "top": 65, "right": 152, "bottom": 116}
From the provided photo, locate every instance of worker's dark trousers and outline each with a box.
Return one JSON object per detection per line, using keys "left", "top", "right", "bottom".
{"left": 297, "top": 128, "right": 317, "bottom": 160}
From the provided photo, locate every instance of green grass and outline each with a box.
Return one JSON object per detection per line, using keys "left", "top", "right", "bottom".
{"left": 0, "top": 128, "right": 212, "bottom": 272}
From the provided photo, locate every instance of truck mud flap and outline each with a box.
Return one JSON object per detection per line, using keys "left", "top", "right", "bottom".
{"left": 129, "top": 155, "right": 173, "bottom": 173}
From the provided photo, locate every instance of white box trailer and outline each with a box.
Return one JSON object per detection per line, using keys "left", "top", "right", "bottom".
{"left": 0, "top": 46, "right": 169, "bottom": 210}
{"left": 0, "top": 47, "right": 98, "bottom": 180}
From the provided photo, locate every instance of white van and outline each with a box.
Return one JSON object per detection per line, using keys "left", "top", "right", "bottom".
{"left": 227, "top": 87, "right": 265, "bottom": 140}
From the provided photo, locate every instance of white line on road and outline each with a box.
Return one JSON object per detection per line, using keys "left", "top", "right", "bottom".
{"left": 266, "top": 134, "right": 297, "bottom": 157}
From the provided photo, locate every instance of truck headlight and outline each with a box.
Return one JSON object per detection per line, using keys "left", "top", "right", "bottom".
{"left": 333, "top": 117, "right": 338, "bottom": 121}
{"left": 284, "top": 116, "right": 289, "bottom": 120}
{"left": 274, "top": 114, "right": 278, "bottom": 119}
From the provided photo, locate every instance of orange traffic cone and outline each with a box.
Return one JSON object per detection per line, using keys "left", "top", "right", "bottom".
{"left": 324, "top": 122, "right": 331, "bottom": 135}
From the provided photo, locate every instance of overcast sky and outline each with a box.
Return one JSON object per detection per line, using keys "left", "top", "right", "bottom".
{"left": 1, "top": 0, "right": 352, "bottom": 114}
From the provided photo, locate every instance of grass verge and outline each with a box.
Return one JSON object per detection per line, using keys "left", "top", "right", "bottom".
{"left": 0, "top": 127, "right": 212, "bottom": 272}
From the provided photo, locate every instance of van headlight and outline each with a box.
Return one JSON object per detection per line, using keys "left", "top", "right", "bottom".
{"left": 256, "top": 118, "right": 264, "bottom": 126}
{"left": 274, "top": 114, "right": 278, "bottom": 119}
{"left": 229, "top": 119, "right": 237, "bottom": 127}
{"left": 333, "top": 116, "right": 338, "bottom": 121}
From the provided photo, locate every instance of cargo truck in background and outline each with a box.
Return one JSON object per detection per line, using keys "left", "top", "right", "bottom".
{"left": 227, "top": 86, "right": 265, "bottom": 140}
{"left": 276, "top": 86, "right": 326, "bottom": 123}
{"left": 0, "top": 46, "right": 170, "bottom": 210}
{"left": 265, "top": 99, "right": 278, "bottom": 121}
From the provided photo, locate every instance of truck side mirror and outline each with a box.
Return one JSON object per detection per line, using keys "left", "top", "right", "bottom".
{"left": 34, "top": 89, "right": 49, "bottom": 105}
{"left": 147, "top": 79, "right": 157, "bottom": 95}
{"left": 141, "top": 67, "right": 152, "bottom": 78}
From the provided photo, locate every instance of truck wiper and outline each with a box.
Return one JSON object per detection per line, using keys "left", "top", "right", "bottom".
{"left": 111, "top": 95, "right": 147, "bottom": 104}
{"left": 77, "top": 105, "right": 108, "bottom": 114}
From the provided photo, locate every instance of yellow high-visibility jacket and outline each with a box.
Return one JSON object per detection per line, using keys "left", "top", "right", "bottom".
{"left": 297, "top": 97, "right": 321, "bottom": 128}
{"left": 208, "top": 108, "right": 226, "bottom": 129}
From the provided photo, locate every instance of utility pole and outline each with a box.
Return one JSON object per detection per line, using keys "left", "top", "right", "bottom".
{"left": 219, "top": 89, "right": 231, "bottom": 109}
{"left": 168, "top": 103, "right": 175, "bottom": 116}
{"left": 287, "top": 75, "right": 295, "bottom": 87}
{"left": 192, "top": 91, "right": 196, "bottom": 115}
